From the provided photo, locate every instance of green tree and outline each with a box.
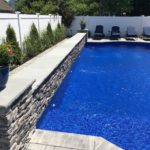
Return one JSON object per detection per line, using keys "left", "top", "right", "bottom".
{"left": 71, "top": 0, "right": 99, "bottom": 16}
{"left": 53, "top": 23, "right": 66, "bottom": 43}
{"left": 15, "top": 0, "right": 135, "bottom": 26}
{"left": 42, "top": 1, "right": 58, "bottom": 14}
{"left": 54, "top": 0, "right": 76, "bottom": 27}
{"left": 6, "top": 25, "right": 23, "bottom": 65}
{"left": 47, "top": 23, "right": 54, "bottom": 45}
{"left": 15, "top": 0, "right": 75, "bottom": 27}
{"left": 97, "top": 0, "right": 133, "bottom": 15}
{"left": 40, "top": 23, "right": 54, "bottom": 50}
{"left": 131, "top": 0, "right": 150, "bottom": 16}
{"left": 24, "top": 23, "right": 41, "bottom": 58}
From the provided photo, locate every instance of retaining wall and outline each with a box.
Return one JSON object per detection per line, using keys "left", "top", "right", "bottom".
{"left": 0, "top": 33, "right": 86, "bottom": 150}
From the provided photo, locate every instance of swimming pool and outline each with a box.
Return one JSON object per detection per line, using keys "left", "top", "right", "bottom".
{"left": 37, "top": 42, "right": 150, "bottom": 150}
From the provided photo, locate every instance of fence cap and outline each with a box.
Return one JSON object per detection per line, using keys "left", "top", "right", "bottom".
{"left": 15, "top": 11, "right": 20, "bottom": 14}
{"left": 36, "top": 13, "right": 40, "bottom": 16}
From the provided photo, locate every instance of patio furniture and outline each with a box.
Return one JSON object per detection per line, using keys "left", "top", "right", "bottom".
{"left": 143, "top": 27, "right": 150, "bottom": 40}
{"left": 126, "top": 26, "right": 137, "bottom": 40}
{"left": 110, "top": 26, "right": 120, "bottom": 39}
{"left": 94, "top": 25, "right": 105, "bottom": 39}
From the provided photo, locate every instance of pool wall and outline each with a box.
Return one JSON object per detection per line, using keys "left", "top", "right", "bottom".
{"left": 0, "top": 33, "right": 86, "bottom": 150}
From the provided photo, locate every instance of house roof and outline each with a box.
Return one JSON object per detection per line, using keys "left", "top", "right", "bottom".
{"left": 0, "top": 0, "right": 13, "bottom": 13}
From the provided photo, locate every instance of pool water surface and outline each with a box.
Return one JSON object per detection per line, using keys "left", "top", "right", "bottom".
{"left": 37, "top": 42, "right": 150, "bottom": 150}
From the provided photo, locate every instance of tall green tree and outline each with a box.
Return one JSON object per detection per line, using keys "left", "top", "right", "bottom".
{"left": 24, "top": 23, "right": 41, "bottom": 58}
{"left": 6, "top": 25, "right": 23, "bottom": 64}
{"left": 131, "top": 0, "right": 150, "bottom": 16}
{"left": 15, "top": 0, "right": 75, "bottom": 27}
{"left": 72, "top": 0, "right": 99, "bottom": 16}
{"left": 98, "top": 0, "right": 133, "bottom": 15}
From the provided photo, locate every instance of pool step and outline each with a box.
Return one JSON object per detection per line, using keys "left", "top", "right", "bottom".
{"left": 26, "top": 129, "right": 122, "bottom": 150}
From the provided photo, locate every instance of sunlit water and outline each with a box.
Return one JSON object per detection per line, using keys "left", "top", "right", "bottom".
{"left": 37, "top": 42, "right": 150, "bottom": 150}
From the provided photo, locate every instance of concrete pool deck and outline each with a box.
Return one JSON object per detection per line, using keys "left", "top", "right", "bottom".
{"left": 26, "top": 129, "right": 122, "bottom": 150}
{"left": 88, "top": 38, "right": 150, "bottom": 43}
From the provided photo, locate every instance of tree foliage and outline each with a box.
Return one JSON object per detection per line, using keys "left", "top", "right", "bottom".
{"left": 131, "top": 0, "right": 150, "bottom": 16}
{"left": 24, "top": 22, "right": 66, "bottom": 59}
{"left": 47, "top": 23, "right": 54, "bottom": 45}
{"left": 6, "top": 25, "right": 23, "bottom": 65}
{"left": 99, "top": 0, "right": 133, "bottom": 15}
{"left": 15, "top": 0, "right": 150, "bottom": 27}
{"left": 24, "top": 23, "right": 41, "bottom": 58}
{"left": 54, "top": 23, "right": 66, "bottom": 43}
{"left": 15, "top": 0, "right": 74, "bottom": 27}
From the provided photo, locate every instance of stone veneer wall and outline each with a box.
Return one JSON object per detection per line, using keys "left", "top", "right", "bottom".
{"left": 0, "top": 36, "right": 86, "bottom": 150}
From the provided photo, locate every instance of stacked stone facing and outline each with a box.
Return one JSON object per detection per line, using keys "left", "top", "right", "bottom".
{"left": 0, "top": 87, "right": 34, "bottom": 150}
{"left": 0, "top": 35, "right": 86, "bottom": 150}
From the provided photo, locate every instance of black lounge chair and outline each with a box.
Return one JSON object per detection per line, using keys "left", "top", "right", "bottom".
{"left": 94, "top": 25, "right": 105, "bottom": 39}
{"left": 143, "top": 27, "right": 150, "bottom": 40}
{"left": 110, "top": 26, "right": 120, "bottom": 39}
{"left": 126, "top": 26, "right": 137, "bottom": 40}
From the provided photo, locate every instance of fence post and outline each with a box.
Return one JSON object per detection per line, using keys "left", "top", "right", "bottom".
{"left": 141, "top": 15, "right": 144, "bottom": 36}
{"left": 54, "top": 15, "right": 56, "bottom": 22}
{"left": 57, "top": 14, "right": 60, "bottom": 25}
{"left": 49, "top": 14, "right": 51, "bottom": 24}
{"left": 59, "top": 15, "right": 61, "bottom": 24}
{"left": 16, "top": 11, "right": 23, "bottom": 50}
{"left": 86, "top": 15, "right": 89, "bottom": 29}
{"left": 59, "top": 16, "right": 61, "bottom": 25}
{"left": 56, "top": 14, "right": 59, "bottom": 24}
{"left": 56, "top": 14, "right": 58, "bottom": 24}
{"left": 36, "top": 13, "right": 40, "bottom": 32}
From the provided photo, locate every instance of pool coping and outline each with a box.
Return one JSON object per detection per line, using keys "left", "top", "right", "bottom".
{"left": 88, "top": 38, "right": 150, "bottom": 44}
{"left": 26, "top": 129, "right": 122, "bottom": 150}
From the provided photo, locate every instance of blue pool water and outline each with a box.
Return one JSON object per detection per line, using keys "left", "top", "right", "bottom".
{"left": 37, "top": 42, "right": 150, "bottom": 150}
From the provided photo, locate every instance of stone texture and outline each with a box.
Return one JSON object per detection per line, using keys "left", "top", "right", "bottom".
{"left": 0, "top": 35, "right": 86, "bottom": 150}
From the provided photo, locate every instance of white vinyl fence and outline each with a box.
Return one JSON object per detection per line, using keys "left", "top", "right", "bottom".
{"left": 0, "top": 12, "right": 62, "bottom": 48}
{"left": 69, "top": 16, "right": 150, "bottom": 37}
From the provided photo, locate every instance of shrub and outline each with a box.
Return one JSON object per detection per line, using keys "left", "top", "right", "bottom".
{"left": 6, "top": 25, "right": 23, "bottom": 65}
{"left": 54, "top": 23, "right": 61, "bottom": 43}
{"left": 40, "top": 30, "right": 49, "bottom": 51}
{"left": 40, "top": 23, "right": 54, "bottom": 51}
{"left": 24, "top": 23, "right": 66, "bottom": 61}
{"left": 24, "top": 23, "right": 41, "bottom": 58}
{"left": 47, "top": 23, "right": 54, "bottom": 45}
{"left": 0, "top": 44, "right": 13, "bottom": 66}
{"left": 60, "top": 24, "right": 66, "bottom": 40}
{"left": 54, "top": 23, "right": 66, "bottom": 43}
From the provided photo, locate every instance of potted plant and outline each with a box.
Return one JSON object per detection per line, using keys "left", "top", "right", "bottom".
{"left": 0, "top": 44, "right": 13, "bottom": 90}
{"left": 80, "top": 18, "right": 86, "bottom": 30}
